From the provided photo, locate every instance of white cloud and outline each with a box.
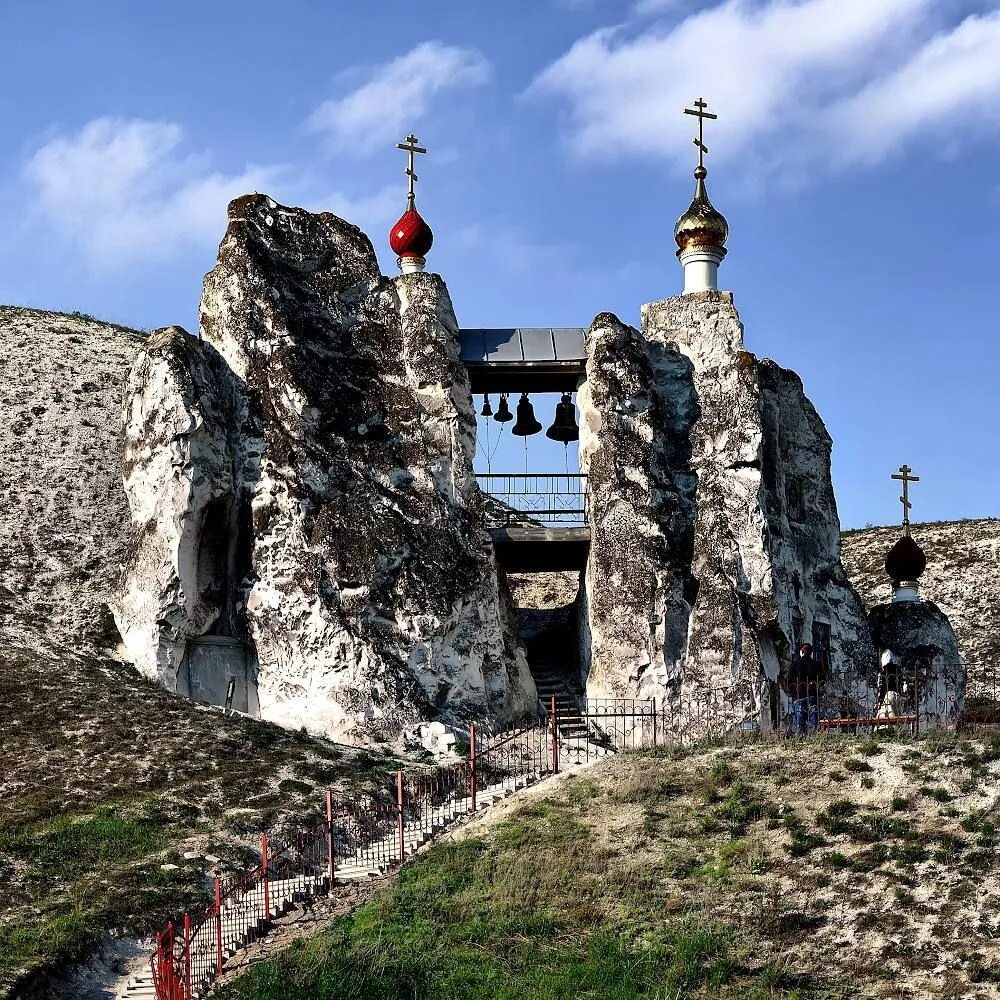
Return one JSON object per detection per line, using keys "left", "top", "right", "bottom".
{"left": 529, "top": 0, "right": 1000, "bottom": 174}
{"left": 24, "top": 118, "right": 280, "bottom": 269}
{"left": 307, "top": 41, "right": 491, "bottom": 156}
{"left": 826, "top": 11, "right": 1000, "bottom": 165}
{"left": 21, "top": 118, "right": 400, "bottom": 271}
{"left": 632, "top": 0, "right": 691, "bottom": 15}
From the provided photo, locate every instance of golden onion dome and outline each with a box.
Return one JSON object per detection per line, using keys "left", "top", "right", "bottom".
{"left": 674, "top": 166, "right": 728, "bottom": 255}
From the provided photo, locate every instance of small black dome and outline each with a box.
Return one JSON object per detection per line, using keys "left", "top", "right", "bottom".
{"left": 885, "top": 534, "right": 927, "bottom": 585}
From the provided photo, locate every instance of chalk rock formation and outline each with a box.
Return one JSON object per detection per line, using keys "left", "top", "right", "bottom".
{"left": 868, "top": 599, "right": 963, "bottom": 727}
{"left": 580, "top": 292, "right": 876, "bottom": 720}
{"left": 116, "top": 195, "right": 533, "bottom": 742}
{"left": 577, "top": 314, "right": 696, "bottom": 699}
{"left": 0, "top": 308, "right": 144, "bottom": 645}
{"left": 116, "top": 326, "right": 242, "bottom": 687}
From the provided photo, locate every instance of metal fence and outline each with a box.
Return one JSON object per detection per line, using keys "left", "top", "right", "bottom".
{"left": 477, "top": 473, "right": 588, "bottom": 527}
{"left": 148, "top": 710, "right": 568, "bottom": 1000}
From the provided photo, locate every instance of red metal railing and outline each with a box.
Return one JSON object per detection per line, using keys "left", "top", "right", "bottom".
{"left": 148, "top": 710, "right": 567, "bottom": 1000}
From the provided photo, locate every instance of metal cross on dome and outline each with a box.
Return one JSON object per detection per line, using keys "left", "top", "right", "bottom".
{"left": 396, "top": 133, "right": 427, "bottom": 208}
{"left": 891, "top": 464, "right": 920, "bottom": 535}
{"left": 684, "top": 97, "right": 718, "bottom": 171}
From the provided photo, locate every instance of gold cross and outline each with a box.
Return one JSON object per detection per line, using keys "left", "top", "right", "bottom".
{"left": 684, "top": 97, "right": 718, "bottom": 171}
{"left": 396, "top": 133, "right": 427, "bottom": 208}
{"left": 891, "top": 464, "right": 920, "bottom": 535}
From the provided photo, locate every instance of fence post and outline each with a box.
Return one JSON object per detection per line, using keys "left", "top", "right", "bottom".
{"left": 469, "top": 723, "right": 477, "bottom": 812}
{"left": 652, "top": 697, "right": 658, "bottom": 748}
{"left": 550, "top": 694, "right": 559, "bottom": 774}
{"left": 261, "top": 833, "right": 270, "bottom": 921}
{"left": 183, "top": 912, "right": 192, "bottom": 1000}
{"left": 165, "top": 922, "right": 175, "bottom": 998}
{"left": 214, "top": 877, "right": 223, "bottom": 975}
{"left": 153, "top": 931, "right": 163, "bottom": 997}
{"left": 396, "top": 770, "right": 406, "bottom": 863}
{"left": 326, "top": 788, "right": 336, "bottom": 887}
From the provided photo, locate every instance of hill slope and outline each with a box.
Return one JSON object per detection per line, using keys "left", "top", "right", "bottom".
{"left": 0, "top": 307, "right": 145, "bottom": 646}
{"left": 0, "top": 584, "right": 395, "bottom": 997}
{"left": 213, "top": 734, "right": 1000, "bottom": 1000}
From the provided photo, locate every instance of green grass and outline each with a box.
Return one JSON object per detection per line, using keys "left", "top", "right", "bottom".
{"left": 214, "top": 762, "right": 850, "bottom": 1000}
{"left": 214, "top": 835, "right": 843, "bottom": 1000}
{"left": 918, "top": 784, "right": 954, "bottom": 803}
{"left": 0, "top": 803, "right": 206, "bottom": 975}
{"left": 0, "top": 805, "right": 166, "bottom": 876}
{"left": 782, "top": 813, "right": 827, "bottom": 857}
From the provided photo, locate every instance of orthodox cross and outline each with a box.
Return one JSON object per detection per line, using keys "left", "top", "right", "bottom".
{"left": 684, "top": 98, "right": 718, "bottom": 170}
{"left": 396, "top": 133, "right": 427, "bottom": 208}
{"left": 891, "top": 464, "right": 920, "bottom": 535}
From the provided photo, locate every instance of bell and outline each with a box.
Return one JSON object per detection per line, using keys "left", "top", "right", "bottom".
{"left": 481, "top": 394, "right": 493, "bottom": 417}
{"left": 494, "top": 393, "right": 513, "bottom": 423}
{"left": 511, "top": 393, "right": 543, "bottom": 436}
{"left": 546, "top": 393, "right": 579, "bottom": 443}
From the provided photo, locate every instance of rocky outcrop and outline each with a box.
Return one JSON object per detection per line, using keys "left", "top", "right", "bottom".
{"left": 581, "top": 292, "right": 876, "bottom": 721}
{"left": 115, "top": 195, "right": 533, "bottom": 743}
{"left": 0, "top": 308, "right": 145, "bottom": 646}
{"left": 577, "top": 313, "right": 696, "bottom": 699}
{"left": 868, "top": 600, "right": 963, "bottom": 726}
{"left": 842, "top": 519, "right": 1000, "bottom": 668}
{"left": 116, "top": 326, "right": 243, "bottom": 688}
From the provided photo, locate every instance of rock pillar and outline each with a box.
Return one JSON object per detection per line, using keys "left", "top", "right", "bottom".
{"left": 116, "top": 196, "right": 534, "bottom": 743}
{"left": 581, "top": 291, "right": 877, "bottom": 728}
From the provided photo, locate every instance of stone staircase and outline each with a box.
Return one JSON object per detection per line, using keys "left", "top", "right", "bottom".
{"left": 532, "top": 669, "right": 592, "bottom": 740}
{"left": 118, "top": 774, "right": 536, "bottom": 999}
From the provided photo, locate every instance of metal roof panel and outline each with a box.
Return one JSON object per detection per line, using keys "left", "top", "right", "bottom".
{"left": 551, "top": 328, "right": 587, "bottom": 361}
{"left": 459, "top": 328, "right": 587, "bottom": 364}
{"left": 518, "top": 328, "right": 556, "bottom": 362}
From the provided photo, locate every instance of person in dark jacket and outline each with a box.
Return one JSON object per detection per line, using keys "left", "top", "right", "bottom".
{"left": 786, "top": 643, "right": 822, "bottom": 734}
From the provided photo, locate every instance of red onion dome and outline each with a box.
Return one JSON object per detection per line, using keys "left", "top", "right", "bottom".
{"left": 885, "top": 534, "right": 927, "bottom": 586}
{"left": 389, "top": 207, "right": 433, "bottom": 258}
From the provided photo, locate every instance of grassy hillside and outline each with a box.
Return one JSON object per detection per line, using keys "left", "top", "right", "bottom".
{"left": 215, "top": 733, "right": 1000, "bottom": 1000}
{"left": 0, "top": 587, "right": 394, "bottom": 996}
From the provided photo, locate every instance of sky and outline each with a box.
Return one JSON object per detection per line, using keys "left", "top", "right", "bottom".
{"left": 1, "top": 0, "right": 999, "bottom": 529}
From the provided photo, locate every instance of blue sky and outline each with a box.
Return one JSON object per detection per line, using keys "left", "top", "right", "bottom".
{"left": 1, "top": 0, "right": 999, "bottom": 530}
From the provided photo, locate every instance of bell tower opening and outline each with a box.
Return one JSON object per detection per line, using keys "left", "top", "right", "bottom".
{"left": 474, "top": 386, "right": 587, "bottom": 708}
{"left": 463, "top": 327, "right": 591, "bottom": 708}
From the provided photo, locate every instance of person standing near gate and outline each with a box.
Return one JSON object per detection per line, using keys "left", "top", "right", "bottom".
{"left": 785, "top": 643, "right": 821, "bottom": 734}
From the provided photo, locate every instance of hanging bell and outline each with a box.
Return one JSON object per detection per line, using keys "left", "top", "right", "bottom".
{"left": 511, "top": 393, "right": 543, "bottom": 436}
{"left": 546, "top": 392, "right": 580, "bottom": 443}
{"left": 480, "top": 394, "right": 493, "bottom": 417}
{"left": 494, "top": 392, "right": 513, "bottom": 423}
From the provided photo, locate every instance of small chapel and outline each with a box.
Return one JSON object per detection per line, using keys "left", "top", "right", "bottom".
{"left": 111, "top": 99, "right": 964, "bottom": 745}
